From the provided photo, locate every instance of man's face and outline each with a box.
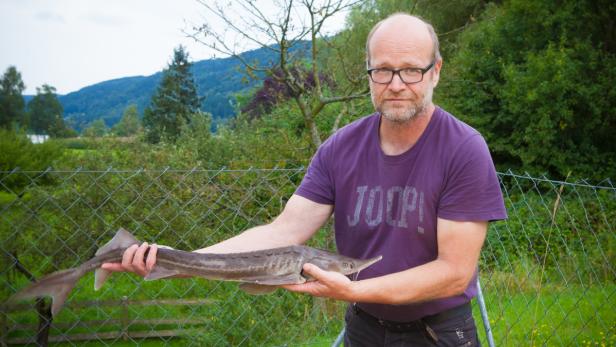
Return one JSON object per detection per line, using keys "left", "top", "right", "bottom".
{"left": 367, "top": 20, "right": 440, "bottom": 123}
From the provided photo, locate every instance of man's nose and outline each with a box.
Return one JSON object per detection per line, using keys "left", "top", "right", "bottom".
{"left": 387, "top": 72, "right": 406, "bottom": 91}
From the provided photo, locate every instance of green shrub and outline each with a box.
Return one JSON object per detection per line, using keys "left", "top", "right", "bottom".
{"left": 441, "top": 0, "right": 616, "bottom": 180}
{"left": 0, "top": 129, "right": 62, "bottom": 191}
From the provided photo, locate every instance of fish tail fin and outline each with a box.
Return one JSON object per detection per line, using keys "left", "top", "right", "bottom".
{"left": 8, "top": 267, "right": 85, "bottom": 317}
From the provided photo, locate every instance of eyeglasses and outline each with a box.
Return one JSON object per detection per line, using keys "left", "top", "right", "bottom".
{"left": 367, "top": 61, "right": 435, "bottom": 84}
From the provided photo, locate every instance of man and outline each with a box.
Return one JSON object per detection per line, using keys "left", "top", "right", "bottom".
{"left": 103, "top": 13, "right": 506, "bottom": 346}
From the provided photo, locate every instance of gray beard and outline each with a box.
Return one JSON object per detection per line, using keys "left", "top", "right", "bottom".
{"left": 380, "top": 103, "right": 424, "bottom": 124}
{"left": 376, "top": 87, "right": 433, "bottom": 124}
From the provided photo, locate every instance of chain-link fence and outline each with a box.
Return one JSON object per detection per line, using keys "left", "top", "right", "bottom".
{"left": 479, "top": 171, "right": 615, "bottom": 347}
{"left": 0, "top": 168, "right": 614, "bottom": 346}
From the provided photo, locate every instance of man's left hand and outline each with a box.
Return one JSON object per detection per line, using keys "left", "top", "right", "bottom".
{"left": 281, "top": 263, "right": 356, "bottom": 301}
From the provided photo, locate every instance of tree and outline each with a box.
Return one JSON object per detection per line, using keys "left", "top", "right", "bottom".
{"left": 27, "top": 84, "right": 66, "bottom": 136}
{"left": 143, "top": 46, "right": 201, "bottom": 143}
{"left": 441, "top": 0, "right": 616, "bottom": 179}
{"left": 112, "top": 104, "right": 141, "bottom": 137}
{"left": 188, "top": 0, "right": 367, "bottom": 148}
{"left": 241, "top": 67, "right": 332, "bottom": 120}
{"left": 83, "top": 119, "right": 108, "bottom": 138}
{"left": 0, "top": 66, "right": 26, "bottom": 129}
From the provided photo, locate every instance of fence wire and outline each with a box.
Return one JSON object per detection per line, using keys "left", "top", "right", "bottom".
{"left": 480, "top": 171, "right": 615, "bottom": 347}
{"left": 0, "top": 168, "right": 614, "bottom": 346}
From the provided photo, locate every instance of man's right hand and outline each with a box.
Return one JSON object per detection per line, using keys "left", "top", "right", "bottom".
{"left": 101, "top": 242, "right": 158, "bottom": 277}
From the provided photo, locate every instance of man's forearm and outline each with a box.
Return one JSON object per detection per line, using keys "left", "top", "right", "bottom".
{"left": 194, "top": 195, "right": 332, "bottom": 254}
{"left": 193, "top": 222, "right": 307, "bottom": 254}
{"left": 351, "top": 258, "right": 474, "bottom": 305}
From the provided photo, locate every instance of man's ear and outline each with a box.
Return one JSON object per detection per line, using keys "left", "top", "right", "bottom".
{"left": 432, "top": 58, "right": 443, "bottom": 87}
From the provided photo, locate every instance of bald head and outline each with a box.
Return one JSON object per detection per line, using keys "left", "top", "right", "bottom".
{"left": 365, "top": 13, "right": 441, "bottom": 67}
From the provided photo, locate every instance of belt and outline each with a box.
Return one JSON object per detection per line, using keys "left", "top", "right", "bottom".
{"left": 351, "top": 302, "right": 472, "bottom": 342}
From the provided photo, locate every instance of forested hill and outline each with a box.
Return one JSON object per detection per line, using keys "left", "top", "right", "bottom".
{"left": 55, "top": 45, "right": 292, "bottom": 131}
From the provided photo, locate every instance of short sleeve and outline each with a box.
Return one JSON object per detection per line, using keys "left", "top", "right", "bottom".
{"left": 438, "top": 134, "right": 507, "bottom": 221}
{"left": 295, "top": 139, "right": 335, "bottom": 205}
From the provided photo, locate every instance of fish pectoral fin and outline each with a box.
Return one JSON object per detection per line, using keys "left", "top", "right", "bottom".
{"left": 238, "top": 283, "right": 277, "bottom": 295}
{"left": 144, "top": 266, "right": 180, "bottom": 281}
{"left": 94, "top": 268, "right": 111, "bottom": 291}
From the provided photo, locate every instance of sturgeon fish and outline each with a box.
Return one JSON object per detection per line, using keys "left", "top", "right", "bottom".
{"left": 7, "top": 228, "right": 382, "bottom": 316}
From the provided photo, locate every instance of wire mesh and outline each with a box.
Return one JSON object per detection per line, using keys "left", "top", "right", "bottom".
{"left": 0, "top": 168, "right": 614, "bottom": 346}
{"left": 480, "top": 171, "right": 615, "bottom": 346}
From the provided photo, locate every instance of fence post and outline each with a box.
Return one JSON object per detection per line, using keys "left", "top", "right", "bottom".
{"left": 476, "top": 277, "right": 495, "bottom": 347}
{"left": 10, "top": 253, "right": 52, "bottom": 346}
{"left": 1, "top": 307, "right": 7, "bottom": 347}
{"left": 35, "top": 298, "right": 52, "bottom": 347}
{"left": 121, "top": 296, "right": 129, "bottom": 341}
{"left": 332, "top": 327, "right": 345, "bottom": 347}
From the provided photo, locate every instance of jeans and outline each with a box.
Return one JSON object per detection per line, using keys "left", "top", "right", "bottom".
{"left": 343, "top": 303, "right": 480, "bottom": 347}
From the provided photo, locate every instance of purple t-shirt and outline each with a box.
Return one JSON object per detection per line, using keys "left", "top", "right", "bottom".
{"left": 295, "top": 107, "right": 507, "bottom": 322}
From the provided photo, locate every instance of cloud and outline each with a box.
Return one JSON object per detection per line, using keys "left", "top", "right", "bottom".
{"left": 35, "top": 11, "right": 66, "bottom": 24}
{"left": 85, "top": 12, "right": 127, "bottom": 27}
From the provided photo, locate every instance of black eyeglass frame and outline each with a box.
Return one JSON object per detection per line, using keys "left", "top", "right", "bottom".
{"left": 366, "top": 61, "right": 435, "bottom": 84}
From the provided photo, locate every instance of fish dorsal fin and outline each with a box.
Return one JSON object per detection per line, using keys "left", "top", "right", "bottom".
{"left": 96, "top": 228, "right": 139, "bottom": 256}
{"left": 238, "top": 283, "right": 277, "bottom": 295}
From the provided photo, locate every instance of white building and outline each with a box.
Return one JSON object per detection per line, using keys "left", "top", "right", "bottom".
{"left": 27, "top": 134, "right": 50, "bottom": 144}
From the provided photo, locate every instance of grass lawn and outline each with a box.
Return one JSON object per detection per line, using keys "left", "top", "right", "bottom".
{"left": 476, "top": 284, "right": 615, "bottom": 346}
{"left": 4, "top": 273, "right": 614, "bottom": 346}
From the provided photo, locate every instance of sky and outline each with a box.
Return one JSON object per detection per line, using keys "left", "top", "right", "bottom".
{"left": 0, "top": 0, "right": 349, "bottom": 95}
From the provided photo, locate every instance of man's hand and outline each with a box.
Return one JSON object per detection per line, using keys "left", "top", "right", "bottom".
{"left": 282, "top": 263, "right": 356, "bottom": 301}
{"left": 101, "top": 242, "right": 158, "bottom": 277}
